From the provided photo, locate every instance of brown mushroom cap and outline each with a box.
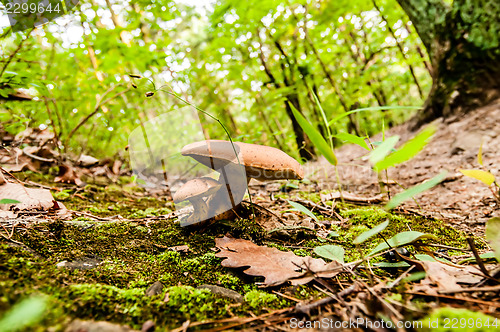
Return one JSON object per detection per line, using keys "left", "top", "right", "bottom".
{"left": 173, "top": 177, "right": 222, "bottom": 202}
{"left": 181, "top": 140, "right": 304, "bottom": 181}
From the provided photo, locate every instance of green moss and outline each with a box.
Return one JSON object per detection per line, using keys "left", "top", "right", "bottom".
{"left": 331, "top": 205, "right": 469, "bottom": 262}
{"left": 128, "top": 207, "right": 172, "bottom": 219}
{"left": 244, "top": 290, "right": 280, "bottom": 309}
{"left": 420, "top": 307, "right": 500, "bottom": 332}
{"left": 52, "top": 190, "right": 71, "bottom": 201}
{"left": 215, "top": 273, "right": 242, "bottom": 289}
{"left": 292, "top": 249, "right": 311, "bottom": 257}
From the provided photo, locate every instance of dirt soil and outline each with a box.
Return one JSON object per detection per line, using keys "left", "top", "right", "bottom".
{"left": 307, "top": 99, "right": 500, "bottom": 236}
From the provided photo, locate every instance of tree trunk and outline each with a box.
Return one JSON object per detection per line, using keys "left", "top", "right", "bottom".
{"left": 397, "top": 0, "right": 500, "bottom": 129}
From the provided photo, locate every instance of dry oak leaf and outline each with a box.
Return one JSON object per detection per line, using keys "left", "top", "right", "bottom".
{"left": 215, "top": 236, "right": 341, "bottom": 287}
{"left": 0, "top": 182, "right": 55, "bottom": 211}
{"left": 412, "top": 261, "right": 484, "bottom": 294}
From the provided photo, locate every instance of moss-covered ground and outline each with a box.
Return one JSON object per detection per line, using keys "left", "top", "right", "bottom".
{"left": 0, "top": 172, "right": 489, "bottom": 330}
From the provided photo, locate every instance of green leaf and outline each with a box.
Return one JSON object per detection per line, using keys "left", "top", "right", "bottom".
{"left": 353, "top": 220, "right": 389, "bottom": 244}
{"left": 459, "top": 169, "right": 495, "bottom": 186}
{"left": 0, "top": 199, "right": 21, "bottom": 204}
{"left": 334, "top": 132, "right": 370, "bottom": 150}
{"left": 281, "top": 182, "right": 298, "bottom": 190}
{"left": 314, "top": 245, "right": 345, "bottom": 263}
{"left": 414, "top": 254, "right": 437, "bottom": 261}
{"left": 374, "top": 261, "right": 410, "bottom": 268}
{"left": 0, "top": 295, "right": 48, "bottom": 332}
{"left": 327, "top": 231, "right": 339, "bottom": 238}
{"left": 485, "top": 217, "right": 500, "bottom": 261}
{"left": 385, "top": 171, "right": 448, "bottom": 210}
{"left": 285, "top": 200, "right": 318, "bottom": 222}
{"left": 0, "top": 89, "right": 10, "bottom": 98}
{"left": 368, "top": 135, "right": 400, "bottom": 166}
{"left": 374, "top": 125, "right": 436, "bottom": 172}
{"left": 458, "top": 252, "right": 497, "bottom": 264}
{"left": 402, "top": 271, "right": 426, "bottom": 282}
{"left": 290, "top": 103, "right": 337, "bottom": 165}
{"left": 414, "top": 254, "right": 449, "bottom": 263}
{"left": 369, "top": 231, "right": 437, "bottom": 256}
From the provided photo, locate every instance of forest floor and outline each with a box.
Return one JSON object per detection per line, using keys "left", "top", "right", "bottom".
{"left": 312, "top": 98, "right": 500, "bottom": 236}
{"left": 0, "top": 100, "right": 499, "bottom": 331}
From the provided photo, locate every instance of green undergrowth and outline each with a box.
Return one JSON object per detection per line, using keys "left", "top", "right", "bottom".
{"left": 0, "top": 176, "right": 482, "bottom": 330}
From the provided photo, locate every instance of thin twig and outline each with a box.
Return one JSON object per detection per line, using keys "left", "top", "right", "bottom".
{"left": 22, "top": 147, "right": 55, "bottom": 163}
{"left": 294, "top": 283, "right": 358, "bottom": 315}
{"left": 66, "top": 86, "right": 131, "bottom": 146}
{"left": 70, "top": 211, "right": 115, "bottom": 221}
{"left": 0, "top": 28, "right": 35, "bottom": 78}
{"left": 466, "top": 237, "right": 490, "bottom": 278}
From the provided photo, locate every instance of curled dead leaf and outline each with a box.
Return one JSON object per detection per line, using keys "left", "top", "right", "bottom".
{"left": 215, "top": 236, "right": 341, "bottom": 287}
{"left": 55, "top": 165, "right": 84, "bottom": 186}
{"left": 0, "top": 180, "right": 71, "bottom": 219}
{"left": 0, "top": 182, "right": 55, "bottom": 211}
{"left": 412, "top": 261, "right": 485, "bottom": 294}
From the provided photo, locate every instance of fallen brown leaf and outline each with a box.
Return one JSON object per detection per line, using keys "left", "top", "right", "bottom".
{"left": 55, "top": 165, "right": 84, "bottom": 186}
{"left": 215, "top": 236, "right": 341, "bottom": 287}
{"left": 0, "top": 147, "right": 39, "bottom": 172}
{"left": 412, "top": 261, "right": 484, "bottom": 294}
{"left": 0, "top": 182, "right": 55, "bottom": 211}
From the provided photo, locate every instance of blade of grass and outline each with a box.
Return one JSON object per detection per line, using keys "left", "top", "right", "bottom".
{"left": 285, "top": 200, "right": 318, "bottom": 222}
{"left": 374, "top": 125, "right": 436, "bottom": 172}
{"left": 385, "top": 171, "right": 448, "bottom": 209}
{"left": 369, "top": 135, "right": 400, "bottom": 166}
{"left": 289, "top": 102, "right": 337, "bottom": 165}
{"left": 311, "top": 91, "right": 333, "bottom": 150}
{"left": 353, "top": 220, "right": 389, "bottom": 244}
{"left": 335, "top": 132, "right": 370, "bottom": 150}
{"left": 459, "top": 169, "right": 496, "bottom": 186}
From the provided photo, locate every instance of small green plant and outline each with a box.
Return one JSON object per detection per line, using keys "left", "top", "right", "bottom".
{"left": 284, "top": 200, "right": 319, "bottom": 222}
{"left": 365, "top": 125, "right": 449, "bottom": 210}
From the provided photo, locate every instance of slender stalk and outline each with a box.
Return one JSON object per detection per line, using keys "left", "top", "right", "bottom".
{"left": 0, "top": 27, "right": 35, "bottom": 78}
{"left": 65, "top": 86, "right": 130, "bottom": 147}
{"left": 42, "top": 97, "right": 62, "bottom": 158}
{"left": 466, "top": 237, "right": 490, "bottom": 278}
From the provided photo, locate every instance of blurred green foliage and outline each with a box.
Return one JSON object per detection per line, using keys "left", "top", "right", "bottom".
{"left": 0, "top": 0, "right": 432, "bottom": 159}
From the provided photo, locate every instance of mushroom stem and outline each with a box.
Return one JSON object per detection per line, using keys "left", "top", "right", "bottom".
{"left": 187, "top": 197, "right": 209, "bottom": 225}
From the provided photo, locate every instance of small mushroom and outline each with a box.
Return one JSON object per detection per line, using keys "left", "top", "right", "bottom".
{"left": 181, "top": 140, "right": 304, "bottom": 220}
{"left": 172, "top": 177, "right": 222, "bottom": 225}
